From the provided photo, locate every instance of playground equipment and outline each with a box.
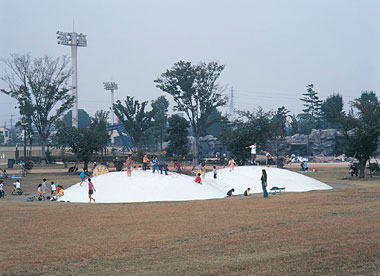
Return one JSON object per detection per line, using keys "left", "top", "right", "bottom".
{"left": 106, "top": 123, "right": 134, "bottom": 152}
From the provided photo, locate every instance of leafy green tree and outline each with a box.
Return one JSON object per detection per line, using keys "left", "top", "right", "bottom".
{"left": 268, "top": 106, "right": 290, "bottom": 156}
{"left": 166, "top": 114, "right": 189, "bottom": 157}
{"left": 343, "top": 91, "right": 380, "bottom": 178}
{"left": 150, "top": 96, "right": 169, "bottom": 151}
{"left": 56, "top": 110, "right": 110, "bottom": 169}
{"left": 1, "top": 54, "right": 73, "bottom": 163}
{"left": 219, "top": 108, "right": 274, "bottom": 164}
{"left": 321, "top": 93, "right": 345, "bottom": 128}
{"left": 155, "top": 61, "right": 227, "bottom": 163}
{"left": 63, "top": 109, "right": 91, "bottom": 128}
{"left": 112, "top": 96, "right": 154, "bottom": 147}
{"left": 287, "top": 115, "right": 299, "bottom": 135}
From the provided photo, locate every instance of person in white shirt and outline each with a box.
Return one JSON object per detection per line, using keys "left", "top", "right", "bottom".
{"left": 51, "top": 181, "right": 57, "bottom": 197}
{"left": 246, "top": 143, "right": 257, "bottom": 164}
{"left": 12, "top": 179, "right": 21, "bottom": 194}
{"left": 0, "top": 180, "right": 4, "bottom": 198}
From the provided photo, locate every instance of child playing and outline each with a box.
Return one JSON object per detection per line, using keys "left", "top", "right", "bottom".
{"left": 79, "top": 169, "right": 86, "bottom": 186}
{"left": 213, "top": 166, "right": 217, "bottom": 179}
{"left": 152, "top": 156, "right": 159, "bottom": 173}
{"left": 88, "top": 178, "right": 96, "bottom": 204}
{"left": 56, "top": 185, "right": 64, "bottom": 199}
{"left": 201, "top": 163, "right": 206, "bottom": 178}
{"left": 226, "top": 188, "right": 235, "bottom": 197}
{"left": 12, "top": 179, "right": 21, "bottom": 194}
{"left": 125, "top": 156, "right": 134, "bottom": 176}
{"left": 229, "top": 158, "right": 235, "bottom": 172}
{"left": 244, "top": 188, "right": 251, "bottom": 196}
{"left": 37, "top": 184, "right": 42, "bottom": 197}
{"left": 195, "top": 173, "right": 202, "bottom": 184}
{"left": 174, "top": 160, "right": 181, "bottom": 174}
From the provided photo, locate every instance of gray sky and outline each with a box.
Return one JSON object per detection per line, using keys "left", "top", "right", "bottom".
{"left": 0, "top": 0, "right": 379, "bottom": 127}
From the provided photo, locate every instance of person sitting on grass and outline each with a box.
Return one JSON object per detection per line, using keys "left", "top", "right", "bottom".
{"left": 244, "top": 188, "right": 251, "bottom": 196}
{"left": 56, "top": 185, "right": 64, "bottom": 199}
{"left": 195, "top": 173, "right": 202, "bottom": 185}
{"left": 88, "top": 178, "right": 96, "bottom": 204}
{"left": 227, "top": 188, "right": 235, "bottom": 197}
{"left": 12, "top": 179, "right": 21, "bottom": 194}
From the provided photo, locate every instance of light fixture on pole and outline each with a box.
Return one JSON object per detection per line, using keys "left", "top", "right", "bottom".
{"left": 56, "top": 30, "right": 87, "bottom": 128}
{"left": 103, "top": 82, "right": 118, "bottom": 125}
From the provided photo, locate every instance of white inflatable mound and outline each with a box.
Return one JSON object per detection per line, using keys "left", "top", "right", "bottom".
{"left": 59, "top": 166, "right": 331, "bottom": 203}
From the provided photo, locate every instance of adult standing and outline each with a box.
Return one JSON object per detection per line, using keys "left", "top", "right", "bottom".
{"left": 261, "top": 169, "right": 268, "bottom": 198}
{"left": 246, "top": 143, "right": 257, "bottom": 164}
{"left": 0, "top": 180, "right": 4, "bottom": 198}
{"left": 158, "top": 151, "right": 168, "bottom": 175}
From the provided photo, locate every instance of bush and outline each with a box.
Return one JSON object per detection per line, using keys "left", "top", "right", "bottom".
{"left": 24, "top": 160, "right": 34, "bottom": 170}
{"left": 113, "top": 159, "right": 124, "bottom": 171}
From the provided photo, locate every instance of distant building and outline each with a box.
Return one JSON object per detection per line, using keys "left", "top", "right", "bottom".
{"left": 0, "top": 127, "right": 10, "bottom": 144}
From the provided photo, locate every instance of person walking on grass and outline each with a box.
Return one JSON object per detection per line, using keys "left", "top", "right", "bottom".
{"left": 88, "top": 178, "right": 96, "bottom": 204}
{"left": 51, "top": 181, "right": 57, "bottom": 197}
{"left": 125, "top": 156, "right": 134, "bottom": 176}
{"left": 41, "top": 178, "right": 47, "bottom": 197}
{"left": 79, "top": 169, "right": 86, "bottom": 186}
{"left": 261, "top": 169, "right": 268, "bottom": 198}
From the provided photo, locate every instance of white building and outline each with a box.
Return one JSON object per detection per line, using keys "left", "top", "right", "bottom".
{"left": 0, "top": 127, "right": 10, "bottom": 144}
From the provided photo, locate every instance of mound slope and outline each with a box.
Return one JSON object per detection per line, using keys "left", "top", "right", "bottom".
{"left": 59, "top": 166, "right": 331, "bottom": 203}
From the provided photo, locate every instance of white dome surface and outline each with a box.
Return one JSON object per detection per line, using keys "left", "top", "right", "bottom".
{"left": 59, "top": 166, "right": 332, "bottom": 203}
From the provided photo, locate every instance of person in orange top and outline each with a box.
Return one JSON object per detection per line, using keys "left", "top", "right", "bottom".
{"left": 142, "top": 154, "right": 149, "bottom": 171}
{"left": 229, "top": 158, "right": 235, "bottom": 172}
{"left": 195, "top": 173, "right": 202, "bottom": 184}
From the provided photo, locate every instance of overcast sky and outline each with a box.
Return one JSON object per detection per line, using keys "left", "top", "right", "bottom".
{"left": 0, "top": 0, "right": 379, "bottom": 127}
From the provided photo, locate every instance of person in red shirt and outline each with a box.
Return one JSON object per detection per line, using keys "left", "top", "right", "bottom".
{"left": 174, "top": 160, "right": 181, "bottom": 174}
{"left": 195, "top": 173, "right": 202, "bottom": 184}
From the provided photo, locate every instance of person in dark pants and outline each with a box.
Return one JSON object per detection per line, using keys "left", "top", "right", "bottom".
{"left": 261, "top": 169, "right": 268, "bottom": 198}
{"left": 158, "top": 151, "right": 168, "bottom": 175}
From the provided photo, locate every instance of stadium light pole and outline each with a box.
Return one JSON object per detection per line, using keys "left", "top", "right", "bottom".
{"left": 103, "top": 82, "right": 118, "bottom": 125}
{"left": 56, "top": 30, "right": 87, "bottom": 128}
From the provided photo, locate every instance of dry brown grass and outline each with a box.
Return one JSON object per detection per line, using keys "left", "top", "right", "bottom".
{"left": 1, "top": 167, "right": 380, "bottom": 275}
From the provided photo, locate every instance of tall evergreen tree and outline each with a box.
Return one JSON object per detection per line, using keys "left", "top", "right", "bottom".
{"left": 321, "top": 93, "right": 345, "bottom": 128}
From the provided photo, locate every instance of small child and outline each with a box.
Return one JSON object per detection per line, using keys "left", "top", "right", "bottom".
{"left": 51, "top": 181, "right": 57, "bottom": 196}
{"left": 213, "top": 166, "right": 217, "bottom": 179}
{"left": 244, "top": 188, "right": 251, "bottom": 196}
{"left": 79, "top": 169, "right": 86, "bottom": 186}
{"left": 195, "top": 173, "right": 202, "bottom": 185}
{"left": 201, "top": 164, "right": 206, "bottom": 178}
{"left": 37, "top": 184, "right": 42, "bottom": 197}
{"left": 227, "top": 188, "right": 235, "bottom": 197}
{"left": 88, "top": 178, "right": 96, "bottom": 204}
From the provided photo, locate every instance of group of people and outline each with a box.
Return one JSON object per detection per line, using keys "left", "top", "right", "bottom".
{"left": 36, "top": 178, "right": 64, "bottom": 201}
{"left": 226, "top": 169, "right": 268, "bottom": 198}
{"left": 122, "top": 151, "right": 173, "bottom": 176}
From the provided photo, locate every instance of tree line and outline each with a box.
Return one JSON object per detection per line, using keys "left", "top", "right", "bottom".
{"left": 1, "top": 54, "right": 380, "bottom": 177}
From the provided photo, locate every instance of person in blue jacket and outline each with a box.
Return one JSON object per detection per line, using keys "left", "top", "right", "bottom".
{"left": 158, "top": 151, "right": 168, "bottom": 175}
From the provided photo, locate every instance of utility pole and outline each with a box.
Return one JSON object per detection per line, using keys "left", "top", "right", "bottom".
{"left": 56, "top": 29, "right": 87, "bottom": 128}
{"left": 228, "top": 87, "right": 236, "bottom": 121}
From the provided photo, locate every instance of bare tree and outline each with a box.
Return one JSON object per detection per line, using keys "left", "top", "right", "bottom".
{"left": 1, "top": 54, "right": 74, "bottom": 163}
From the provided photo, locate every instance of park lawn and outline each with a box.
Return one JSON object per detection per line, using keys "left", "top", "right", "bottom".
{"left": 0, "top": 167, "right": 380, "bottom": 275}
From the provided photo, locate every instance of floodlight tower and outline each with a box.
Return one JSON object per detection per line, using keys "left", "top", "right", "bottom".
{"left": 103, "top": 82, "right": 118, "bottom": 125}
{"left": 56, "top": 30, "right": 87, "bottom": 128}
